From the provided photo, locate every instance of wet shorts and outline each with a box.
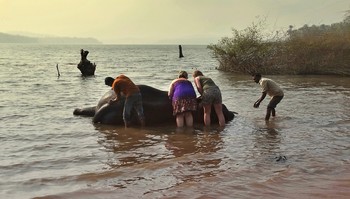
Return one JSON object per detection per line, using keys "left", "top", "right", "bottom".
{"left": 267, "top": 96, "right": 284, "bottom": 109}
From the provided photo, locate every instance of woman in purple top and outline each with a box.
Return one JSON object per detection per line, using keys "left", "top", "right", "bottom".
{"left": 168, "top": 71, "right": 197, "bottom": 127}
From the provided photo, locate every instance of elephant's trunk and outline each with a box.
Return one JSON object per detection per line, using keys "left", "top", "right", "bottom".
{"left": 73, "top": 106, "right": 96, "bottom": 117}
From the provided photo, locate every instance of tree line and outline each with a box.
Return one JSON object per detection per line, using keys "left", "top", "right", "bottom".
{"left": 0, "top": 32, "right": 101, "bottom": 44}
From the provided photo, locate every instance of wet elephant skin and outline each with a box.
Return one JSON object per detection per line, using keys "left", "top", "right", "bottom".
{"left": 73, "top": 85, "right": 235, "bottom": 126}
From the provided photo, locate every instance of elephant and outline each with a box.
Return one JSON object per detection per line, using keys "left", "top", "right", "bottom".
{"left": 73, "top": 85, "right": 235, "bottom": 126}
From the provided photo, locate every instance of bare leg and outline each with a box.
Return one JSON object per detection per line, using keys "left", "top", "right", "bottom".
{"left": 176, "top": 113, "right": 185, "bottom": 127}
{"left": 139, "top": 118, "right": 145, "bottom": 127}
{"left": 124, "top": 121, "right": 131, "bottom": 128}
{"left": 213, "top": 103, "right": 225, "bottom": 126}
{"left": 203, "top": 104, "right": 212, "bottom": 126}
{"left": 184, "top": 112, "right": 193, "bottom": 127}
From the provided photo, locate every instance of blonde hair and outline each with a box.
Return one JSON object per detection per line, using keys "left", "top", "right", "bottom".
{"left": 178, "top": 71, "right": 188, "bottom": 79}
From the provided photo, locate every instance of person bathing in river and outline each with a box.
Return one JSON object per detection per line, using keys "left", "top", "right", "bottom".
{"left": 252, "top": 73, "right": 284, "bottom": 121}
{"left": 168, "top": 71, "right": 197, "bottom": 128}
{"left": 105, "top": 75, "right": 145, "bottom": 128}
{"left": 192, "top": 70, "right": 225, "bottom": 127}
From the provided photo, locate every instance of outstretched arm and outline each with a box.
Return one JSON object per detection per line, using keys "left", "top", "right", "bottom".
{"left": 168, "top": 80, "right": 176, "bottom": 100}
{"left": 109, "top": 86, "right": 121, "bottom": 104}
{"left": 254, "top": 92, "right": 267, "bottom": 108}
{"left": 194, "top": 77, "right": 203, "bottom": 95}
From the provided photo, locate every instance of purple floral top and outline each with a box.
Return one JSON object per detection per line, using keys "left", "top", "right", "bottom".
{"left": 168, "top": 79, "right": 196, "bottom": 101}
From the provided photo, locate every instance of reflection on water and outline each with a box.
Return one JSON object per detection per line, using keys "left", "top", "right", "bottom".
{"left": 94, "top": 124, "right": 224, "bottom": 169}
{"left": 166, "top": 128, "right": 223, "bottom": 157}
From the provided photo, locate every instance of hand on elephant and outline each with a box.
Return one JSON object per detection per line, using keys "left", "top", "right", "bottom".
{"left": 109, "top": 98, "right": 118, "bottom": 104}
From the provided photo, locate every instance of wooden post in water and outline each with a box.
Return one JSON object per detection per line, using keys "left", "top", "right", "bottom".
{"left": 56, "top": 64, "right": 60, "bottom": 77}
{"left": 179, "top": 45, "right": 184, "bottom": 58}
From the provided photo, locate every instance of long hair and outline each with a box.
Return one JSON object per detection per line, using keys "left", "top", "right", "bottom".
{"left": 192, "top": 70, "right": 203, "bottom": 78}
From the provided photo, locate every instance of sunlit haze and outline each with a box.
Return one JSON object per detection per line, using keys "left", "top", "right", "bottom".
{"left": 1, "top": 0, "right": 349, "bottom": 44}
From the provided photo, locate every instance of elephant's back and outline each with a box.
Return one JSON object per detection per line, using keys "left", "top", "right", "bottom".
{"left": 138, "top": 85, "right": 169, "bottom": 102}
{"left": 98, "top": 85, "right": 169, "bottom": 107}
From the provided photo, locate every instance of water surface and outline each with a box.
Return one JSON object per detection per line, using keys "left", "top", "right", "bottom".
{"left": 0, "top": 44, "right": 349, "bottom": 199}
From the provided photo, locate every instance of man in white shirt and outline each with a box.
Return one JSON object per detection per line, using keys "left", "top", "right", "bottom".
{"left": 253, "top": 73, "right": 284, "bottom": 121}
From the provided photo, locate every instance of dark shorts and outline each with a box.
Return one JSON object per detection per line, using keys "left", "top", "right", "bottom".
{"left": 267, "top": 96, "right": 284, "bottom": 109}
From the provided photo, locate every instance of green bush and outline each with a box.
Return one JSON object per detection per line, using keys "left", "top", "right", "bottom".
{"left": 208, "top": 19, "right": 281, "bottom": 74}
{"left": 209, "top": 12, "right": 350, "bottom": 76}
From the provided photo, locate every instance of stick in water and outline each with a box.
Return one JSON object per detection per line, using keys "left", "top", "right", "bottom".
{"left": 56, "top": 64, "right": 60, "bottom": 77}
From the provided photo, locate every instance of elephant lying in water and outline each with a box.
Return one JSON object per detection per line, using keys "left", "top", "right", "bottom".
{"left": 73, "top": 85, "right": 235, "bottom": 126}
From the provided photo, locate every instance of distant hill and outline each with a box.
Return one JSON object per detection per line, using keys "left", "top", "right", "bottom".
{"left": 0, "top": 32, "right": 102, "bottom": 44}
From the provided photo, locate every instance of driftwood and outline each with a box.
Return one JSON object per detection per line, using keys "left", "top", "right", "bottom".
{"left": 56, "top": 64, "right": 60, "bottom": 77}
{"left": 179, "top": 45, "right": 184, "bottom": 58}
{"left": 77, "top": 49, "right": 96, "bottom": 76}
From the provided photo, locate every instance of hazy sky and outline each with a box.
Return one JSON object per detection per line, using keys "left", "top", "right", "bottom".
{"left": 1, "top": 0, "right": 349, "bottom": 44}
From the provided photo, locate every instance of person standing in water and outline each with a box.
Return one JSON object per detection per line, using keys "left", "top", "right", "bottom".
{"left": 168, "top": 71, "right": 197, "bottom": 128}
{"left": 192, "top": 70, "right": 225, "bottom": 127}
{"left": 252, "top": 73, "right": 284, "bottom": 121}
{"left": 105, "top": 75, "right": 145, "bottom": 128}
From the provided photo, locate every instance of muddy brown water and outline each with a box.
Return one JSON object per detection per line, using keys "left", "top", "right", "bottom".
{"left": 1, "top": 44, "right": 349, "bottom": 198}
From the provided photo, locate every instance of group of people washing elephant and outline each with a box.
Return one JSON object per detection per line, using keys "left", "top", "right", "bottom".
{"left": 104, "top": 70, "right": 224, "bottom": 128}
{"left": 103, "top": 70, "right": 284, "bottom": 128}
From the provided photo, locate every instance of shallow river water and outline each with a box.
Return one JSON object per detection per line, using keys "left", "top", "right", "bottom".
{"left": 0, "top": 44, "right": 349, "bottom": 199}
